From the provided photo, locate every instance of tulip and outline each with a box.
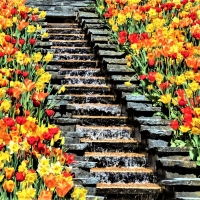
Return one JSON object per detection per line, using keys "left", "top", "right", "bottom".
{"left": 3, "top": 180, "right": 15, "bottom": 193}
{"left": 56, "top": 177, "right": 74, "bottom": 197}
{"left": 4, "top": 167, "right": 15, "bottom": 179}
{"left": 158, "top": 94, "right": 172, "bottom": 104}
{"left": 38, "top": 190, "right": 52, "bottom": 200}
{"left": 44, "top": 173, "right": 57, "bottom": 189}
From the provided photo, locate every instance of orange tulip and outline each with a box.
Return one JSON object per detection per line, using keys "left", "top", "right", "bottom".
{"left": 32, "top": 91, "right": 49, "bottom": 102}
{"left": 12, "top": 87, "right": 23, "bottom": 99}
{"left": 24, "top": 79, "right": 35, "bottom": 92}
{"left": 44, "top": 174, "right": 57, "bottom": 189}
{"left": 2, "top": 42, "right": 15, "bottom": 55}
{"left": 17, "top": 20, "right": 29, "bottom": 31}
{"left": 4, "top": 167, "right": 15, "bottom": 179}
{"left": 3, "top": 180, "right": 15, "bottom": 193}
{"left": 38, "top": 190, "right": 52, "bottom": 200}
{"left": 56, "top": 177, "right": 74, "bottom": 197}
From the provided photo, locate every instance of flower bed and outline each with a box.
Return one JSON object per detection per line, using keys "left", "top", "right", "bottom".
{"left": 0, "top": 0, "right": 87, "bottom": 199}
{"left": 95, "top": 0, "right": 200, "bottom": 164}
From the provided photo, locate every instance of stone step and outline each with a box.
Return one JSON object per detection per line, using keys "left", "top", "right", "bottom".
{"left": 107, "top": 64, "right": 135, "bottom": 74}
{"left": 111, "top": 75, "right": 138, "bottom": 83}
{"left": 103, "top": 58, "right": 128, "bottom": 65}
{"left": 51, "top": 46, "right": 92, "bottom": 54}
{"left": 80, "top": 138, "right": 138, "bottom": 152}
{"left": 61, "top": 76, "right": 106, "bottom": 85}
{"left": 46, "top": 65, "right": 62, "bottom": 71}
{"left": 53, "top": 84, "right": 110, "bottom": 93}
{"left": 87, "top": 29, "right": 110, "bottom": 35}
{"left": 69, "top": 103, "right": 121, "bottom": 116}
{"left": 50, "top": 39, "right": 88, "bottom": 46}
{"left": 49, "top": 33, "right": 85, "bottom": 40}
{"left": 80, "top": 19, "right": 104, "bottom": 26}
{"left": 90, "top": 167, "right": 155, "bottom": 183}
{"left": 157, "top": 156, "right": 196, "bottom": 168}
{"left": 147, "top": 139, "right": 169, "bottom": 149}
{"left": 98, "top": 50, "right": 125, "bottom": 58}
{"left": 48, "top": 94, "right": 115, "bottom": 103}
{"left": 54, "top": 53, "right": 96, "bottom": 60}
{"left": 176, "top": 192, "right": 200, "bottom": 200}
{"left": 122, "top": 93, "right": 150, "bottom": 102}
{"left": 70, "top": 161, "right": 97, "bottom": 169}
{"left": 140, "top": 125, "right": 172, "bottom": 138}
{"left": 69, "top": 94, "right": 115, "bottom": 103}
{"left": 47, "top": 27, "right": 84, "bottom": 34}
{"left": 77, "top": 11, "right": 99, "bottom": 20}
{"left": 59, "top": 68, "right": 101, "bottom": 76}
{"left": 84, "top": 152, "right": 146, "bottom": 167}
{"left": 35, "top": 41, "right": 52, "bottom": 47}
{"left": 94, "top": 43, "right": 118, "bottom": 51}
{"left": 176, "top": 198, "right": 200, "bottom": 200}
{"left": 161, "top": 178, "right": 200, "bottom": 186}
{"left": 64, "top": 143, "right": 88, "bottom": 151}
{"left": 50, "top": 59, "right": 98, "bottom": 68}
{"left": 76, "top": 125, "right": 132, "bottom": 139}
{"left": 72, "top": 115, "right": 128, "bottom": 126}
{"left": 86, "top": 195, "right": 104, "bottom": 200}
{"left": 47, "top": 23, "right": 79, "bottom": 28}
{"left": 127, "top": 102, "right": 161, "bottom": 112}
{"left": 116, "top": 84, "right": 139, "bottom": 92}
{"left": 157, "top": 147, "right": 190, "bottom": 155}
{"left": 91, "top": 35, "right": 109, "bottom": 43}
{"left": 73, "top": 177, "right": 98, "bottom": 185}
{"left": 134, "top": 116, "right": 170, "bottom": 126}
{"left": 96, "top": 182, "right": 161, "bottom": 195}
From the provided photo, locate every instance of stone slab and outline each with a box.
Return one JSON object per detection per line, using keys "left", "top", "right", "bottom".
{"left": 148, "top": 139, "right": 168, "bottom": 149}
{"left": 127, "top": 102, "right": 161, "bottom": 112}
{"left": 103, "top": 58, "right": 128, "bottom": 64}
{"left": 70, "top": 161, "right": 97, "bottom": 168}
{"left": 140, "top": 125, "right": 172, "bottom": 137}
{"left": 122, "top": 92, "right": 150, "bottom": 102}
{"left": 134, "top": 117, "right": 170, "bottom": 125}
{"left": 161, "top": 178, "right": 200, "bottom": 186}
{"left": 64, "top": 143, "right": 88, "bottom": 151}
{"left": 158, "top": 157, "right": 196, "bottom": 168}
{"left": 98, "top": 50, "right": 125, "bottom": 57}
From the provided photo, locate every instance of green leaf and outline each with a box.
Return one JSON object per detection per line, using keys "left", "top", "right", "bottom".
{"left": 153, "top": 112, "right": 168, "bottom": 119}
{"left": 189, "top": 148, "right": 197, "bottom": 160}
{"left": 196, "top": 160, "right": 200, "bottom": 166}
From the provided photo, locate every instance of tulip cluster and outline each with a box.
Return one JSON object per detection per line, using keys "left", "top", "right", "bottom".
{"left": 0, "top": 0, "right": 87, "bottom": 199}
{"left": 96, "top": 0, "right": 200, "bottom": 163}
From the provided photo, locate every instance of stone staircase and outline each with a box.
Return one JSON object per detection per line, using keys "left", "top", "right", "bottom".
{"left": 43, "top": 21, "right": 161, "bottom": 199}
{"left": 28, "top": 0, "right": 200, "bottom": 199}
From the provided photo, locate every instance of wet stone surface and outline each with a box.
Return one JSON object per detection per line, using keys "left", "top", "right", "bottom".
{"left": 87, "top": 143, "right": 138, "bottom": 153}
{"left": 76, "top": 127, "right": 131, "bottom": 140}
{"left": 53, "top": 47, "right": 92, "bottom": 54}
{"left": 59, "top": 68, "right": 100, "bottom": 76}
{"left": 51, "top": 41, "right": 88, "bottom": 47}
{"left": 90, "top": 171, "right": 155, "bottom": 183}
{"left": 61, "top": 77, "right": 105, "bottom": 85}
{"left": 84, "top": 156, "right": 146, "bottom": 168}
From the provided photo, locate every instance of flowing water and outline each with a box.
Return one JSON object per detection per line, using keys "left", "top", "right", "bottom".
{"left": 47, "top": 22, "right": 160, "bottom": 200}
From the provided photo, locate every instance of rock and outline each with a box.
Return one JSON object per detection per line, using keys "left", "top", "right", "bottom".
{"left": 157, "top": 156, "right": 196, "bottom": 168}
{"left": 148, "top": 139, "right": 168, "bottom": 149}
{"left": 122, "top": 92, "right": 150, "bottom": 102}
{"left": 98, "top": 50, "right": 125, "bottom": 57}
{"left": 140, "top": 125, "right": 172, "bottom": 138}
{"left": 134, "top": 116, "right": 170, "bottom": 125}
{"left": 127, "top": 102, "right": 161, "bottom": 112}
{"left": 161, "top": 178, "right": 200, "bottom": 186}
